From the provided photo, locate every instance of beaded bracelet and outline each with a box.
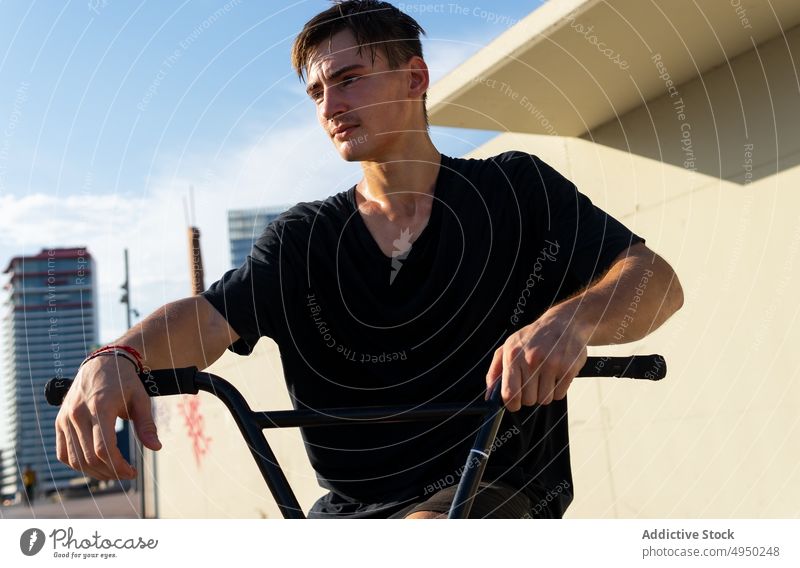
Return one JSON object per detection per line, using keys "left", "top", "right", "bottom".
{"left": 82, "top": 350, "right": 140, "bottom": 373}
{"left": 91, "top": 344, "right": 144, "bottom": 367}
{"left": 82, "top": 344, "right": 144, "bottom": 374}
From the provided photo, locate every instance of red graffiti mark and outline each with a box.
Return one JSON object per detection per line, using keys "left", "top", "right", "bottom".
{"left": 154, "top": 399, "right": 172, "bottom": 435}
{"left": 178, "top": 395, "right": 212, "bottom": 468}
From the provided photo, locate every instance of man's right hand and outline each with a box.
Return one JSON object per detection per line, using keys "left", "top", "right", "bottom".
{"left": 53, "top": 296, "right": 237, "bottom": 480}
{"left": 55, "top": 357, "right": 162, "bottom": 481}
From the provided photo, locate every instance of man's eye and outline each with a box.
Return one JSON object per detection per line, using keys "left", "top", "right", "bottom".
{"left": 341, "top": 76, "right": 360, "bottom": 86}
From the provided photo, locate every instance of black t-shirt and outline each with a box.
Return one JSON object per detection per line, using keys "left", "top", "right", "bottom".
{"left": 201, "top": 151, "right": 644, "bottom": 517}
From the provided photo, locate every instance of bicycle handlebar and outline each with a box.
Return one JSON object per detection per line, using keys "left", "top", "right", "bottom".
{"left": 44, "top": 366, "right": 200, "bottom": 406}
{"left": 44, "top": 354, "right": 666, "bottom": 407}
{"left": 44, "top": 354, "right": 666, "bottom": 519}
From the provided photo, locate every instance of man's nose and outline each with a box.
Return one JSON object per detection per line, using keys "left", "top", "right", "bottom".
{"left": 319, "top": 86, "right": 348, "bottom": 123}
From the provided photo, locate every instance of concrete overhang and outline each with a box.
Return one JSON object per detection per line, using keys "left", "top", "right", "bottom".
{"left": 428, "top": 0, "right": 800, "bottom": 136}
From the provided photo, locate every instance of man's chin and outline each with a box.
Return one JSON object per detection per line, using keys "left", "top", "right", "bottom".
{"left": 338, "top": 152, "right": 360, "bottom": 162}
{"left": 335, "top": 144, "right": 368, "bottom": 163}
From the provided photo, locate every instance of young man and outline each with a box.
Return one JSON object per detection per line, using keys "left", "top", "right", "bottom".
{"left": 55, "top": 1, "right": 683, "bottom": 518}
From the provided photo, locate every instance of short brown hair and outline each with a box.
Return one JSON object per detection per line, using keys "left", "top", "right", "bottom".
{"left": 291, "top": 1, "right": 428, "bottom": 122}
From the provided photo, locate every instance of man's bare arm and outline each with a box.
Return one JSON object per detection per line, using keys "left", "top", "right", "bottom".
{"left": 55, "top": 296, "right": 239, "bottom": 481}
{"left": 553, "top": 242, "right": 684, "bottom": 345}
{"left": 486, "top": 242, "right": 683, "bottom": 410}
{"left": 118, "top": 295, "right": 239, "bottom": 370}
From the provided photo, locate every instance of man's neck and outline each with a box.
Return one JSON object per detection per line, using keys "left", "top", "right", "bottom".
{"left": 356, "top": 138, "right": 442, "bottom": 219}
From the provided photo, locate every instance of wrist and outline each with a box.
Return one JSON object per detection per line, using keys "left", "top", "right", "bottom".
{"left": 544, "top": 300, "right": 594, "bottom": 345}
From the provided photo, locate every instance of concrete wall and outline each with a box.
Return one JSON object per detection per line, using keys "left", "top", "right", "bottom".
{"left": 469, "top": 26, "right": 800, "bottom": 518}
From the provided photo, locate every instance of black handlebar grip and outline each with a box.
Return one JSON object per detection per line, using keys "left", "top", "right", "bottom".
{"left": 580, "top": 355, "right": 666, "bottom": 380}
{"left": 44, "top": 367, "right": 200, "bottom": 407}
{"left": 138, "top": 367, "right": 200, "bottom": 397}
{"left": 45, "top": 377, "right": 73, "bottom": 407}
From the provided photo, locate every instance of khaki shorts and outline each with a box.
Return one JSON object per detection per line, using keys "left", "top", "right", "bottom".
{"left": 388, "top": 481, "right": 532, "bottom": 519}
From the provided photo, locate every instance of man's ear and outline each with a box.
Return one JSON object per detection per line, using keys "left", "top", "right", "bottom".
{"left": 406, "top": 56, "right": 429, "bottom": 98}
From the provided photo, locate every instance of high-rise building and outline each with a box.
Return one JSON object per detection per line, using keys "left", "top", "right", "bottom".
{"left": 228, "top": 207, "right": 287, "bottom": 269}
{"left": 0, "top": 247, "right": 98, "bottom": 498}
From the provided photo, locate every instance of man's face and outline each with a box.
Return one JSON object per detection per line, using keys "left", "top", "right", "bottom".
{"left": 305, "top": 29, "right": 425, "bottom": 162}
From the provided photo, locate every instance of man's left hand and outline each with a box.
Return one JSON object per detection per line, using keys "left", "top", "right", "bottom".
{"left": 485, "top": 310, "right": 589, "bottom": 411}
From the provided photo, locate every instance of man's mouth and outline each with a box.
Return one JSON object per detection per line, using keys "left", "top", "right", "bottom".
{"left": 331, "top": 124, "right": 359, "bottom": 140}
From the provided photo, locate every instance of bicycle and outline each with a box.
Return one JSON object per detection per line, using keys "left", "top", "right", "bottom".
{"left": 46, "top": 354, "right": 666, "bottom": 519}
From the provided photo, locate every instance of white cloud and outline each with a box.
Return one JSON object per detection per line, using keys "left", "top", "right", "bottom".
{"left": 0, "top": 116, "right": 361, "bottom": 342}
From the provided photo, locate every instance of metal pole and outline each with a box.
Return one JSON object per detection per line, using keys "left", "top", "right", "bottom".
{"left": 121, "top": 249, "right": 145, "bottom": 518}
{"left": 123, "top": 249, "right": 131, "bottom": 329}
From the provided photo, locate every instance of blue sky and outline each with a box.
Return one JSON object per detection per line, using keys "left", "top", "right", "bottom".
{"left": 0, "top": 0, "right": 542, "bottom": 342}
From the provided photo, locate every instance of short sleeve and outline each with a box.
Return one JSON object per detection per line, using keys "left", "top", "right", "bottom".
{"left": 200, "top": 224, "right": 287, "bottom": 355}
{"left": 514, "top": 153, "right": 645, "bottom": 289}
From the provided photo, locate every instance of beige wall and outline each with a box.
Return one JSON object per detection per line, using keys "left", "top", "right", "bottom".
{"left": 469, "top": 26, "right": 800, "bottom": 518}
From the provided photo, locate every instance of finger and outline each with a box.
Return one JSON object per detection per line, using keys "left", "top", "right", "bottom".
{"left": 63, "top": 419, "right": 81, "bottom": 471}
{"left": 537, "top": 368, "right": 557, "bottom": 405}
{"left": 553, "top": 365, "right": 583, "bottom": 400}
{"left": 65, "top": 420, "right": 106, "bottom": 481}
{"left": 485, "top": 347, "right": 503, "bottom": 400}
{"left": 69, "top": 405, "right": 114, "bottom": 478}
{"left": 521, "top": 363, "right": 540, "bottom": 407}
{"left": 554, "top": 368, "right": 576, "bottom": 401}
{"left": 129, "top": 388, "right": 162, "bottom": 451}
{"left": 502, "top": 348, "right": 522, "bottom": 412}
{"left": 553, "top": 353, "right": 584, "bottom": 401}
{"left": 55, "top": 417, "right": 69, "bottom": 466}
{"left": 93, "top": 411, "right": 136, "bottom": 480}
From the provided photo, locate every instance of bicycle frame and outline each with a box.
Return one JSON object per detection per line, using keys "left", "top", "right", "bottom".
{"left": 192, "top": 370, "right": 506, "bottom": 519}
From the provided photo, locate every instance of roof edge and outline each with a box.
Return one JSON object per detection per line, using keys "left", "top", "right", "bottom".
{"left": 427, "top": 0, "right": 600, "bottom": 117}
